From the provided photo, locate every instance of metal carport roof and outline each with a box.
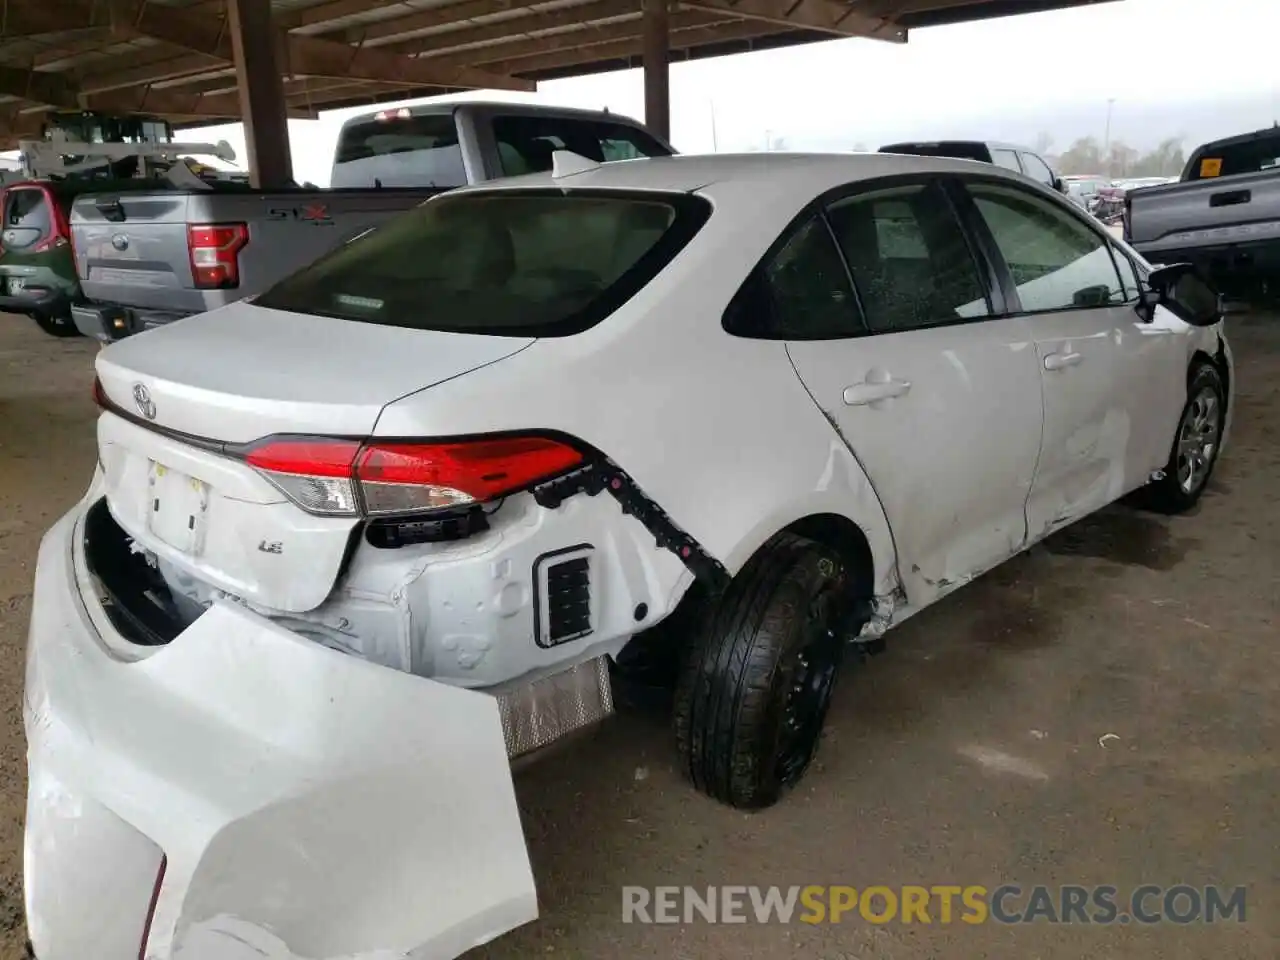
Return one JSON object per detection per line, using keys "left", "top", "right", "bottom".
{"left": 0, "top": 0, "right": 1118, "bottom": 148}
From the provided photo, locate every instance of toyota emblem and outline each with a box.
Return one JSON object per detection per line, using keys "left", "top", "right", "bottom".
{"left": 132, "top": 383, "right": 156, "bottom": 420}
{"left": 111, "top": 234, "right": 129, "bottom": 251}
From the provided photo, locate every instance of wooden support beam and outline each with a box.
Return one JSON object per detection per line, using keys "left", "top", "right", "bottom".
{"left": 643, "top": 0, "right": 670, "bottom": 141}
{"left": 681, "top": 0, "right": 907, "bottom": 39}
{"left": 377, "top": 0, "right": 642, "bottom": 56}
{"left": 227, "top": 0, "right": 293, "bottom": 188}
{"left": 0, "top": 65, "right": 81, "bottom": 110}
{"left": 413, "top": 12, "right": 720, "bottom": 75}
{"left": 80, "top": 53, "right": 227, "bottom": 94}
{"left": 100, "top": 0, "right": 534, "bottom": 91}
{"left": 276, "top": 0, "right": 405, "bottom": 31}
{"left": 479, "top": 18, "right": 781, "bottom": 76}
{"left": 852, "top": 0, "right": 975, "bottom": 17}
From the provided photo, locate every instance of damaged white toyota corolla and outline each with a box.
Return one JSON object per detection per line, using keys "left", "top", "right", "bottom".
{"left": 25, "top": 152, "right": 1232, "bottom": 959}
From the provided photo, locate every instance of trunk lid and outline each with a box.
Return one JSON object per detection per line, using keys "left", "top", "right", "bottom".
{"left": 95, "top": 302, "right": 534, "bottom": 611}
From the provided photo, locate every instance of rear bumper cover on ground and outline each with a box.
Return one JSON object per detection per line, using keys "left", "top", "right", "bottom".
{"left": 24, "top": 494, "right": 538, "bottom": 960}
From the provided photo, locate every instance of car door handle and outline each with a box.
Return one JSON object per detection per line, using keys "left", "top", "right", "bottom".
{"left": 1043, "top": 351, "right": 1083, "bottom": 371}
{"left": 843, "top": 379, "right": 912, "bottom": 406}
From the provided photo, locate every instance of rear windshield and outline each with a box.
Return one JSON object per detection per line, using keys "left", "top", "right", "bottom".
{"left": 1186, "top": 133, "right": 1280, "bottom": 180}
{"left": 493, "top": 115, "right": 670, "bottom": 176}
{"left": 331, "top": 113, "right": 465, "bottom": 188}
{"left": 255, "top": 189, "right": 710, "bottom": 337}
{"left": 880, "top": 141, "right": 991, "bottom": 163}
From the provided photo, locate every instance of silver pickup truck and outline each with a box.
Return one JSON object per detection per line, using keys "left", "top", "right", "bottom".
{"left": 1125, "top": 126, "right": 1280, "bottom": 300}
{"left": 70, "top": 101, "right": 671, "bottom": 339}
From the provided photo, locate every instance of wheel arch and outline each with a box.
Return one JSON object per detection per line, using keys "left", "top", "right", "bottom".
{"left": 718, "top": 486, "right": 899, "bottom": 602}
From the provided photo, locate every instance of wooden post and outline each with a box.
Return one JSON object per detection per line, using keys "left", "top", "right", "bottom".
{"left": 642, "top": 0, "right": 670, "bottom": 141}
{"left": 226, "top": 0, "right": 293, "bottom": 188}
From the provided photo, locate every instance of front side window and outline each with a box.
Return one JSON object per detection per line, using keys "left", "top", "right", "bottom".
{"left": 969, "top": 182, "right": 1125, "bottom": 313}
{"left": 256, "top": 189, "right": 708, "bottom": 337}
{"left": 825, "top": 183, "right": 990, "bottom": 332}
{"left": 493, "top": 116, "right": 669, "bottom": 177}
{"left": 1113, "top": 249, "right": 1142, "bottom": 302}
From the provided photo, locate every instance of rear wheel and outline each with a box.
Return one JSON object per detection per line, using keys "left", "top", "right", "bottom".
{"left": 1137, "top": 362, "right": 1224, "bottom": 514}
{"left": 673, "top": 533, "right": 851, "bottom": 810}
{"left": 32, "top": 311, "right": 80, "bottom": 338}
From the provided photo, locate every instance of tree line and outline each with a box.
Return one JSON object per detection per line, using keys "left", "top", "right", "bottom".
{"left": 1036, "top": 133, "right": 1187, "bottom": 179}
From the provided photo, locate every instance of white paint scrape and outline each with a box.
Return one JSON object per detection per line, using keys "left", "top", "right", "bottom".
{"left": 958, "top": 745, "right": 1050, "bottom": 782}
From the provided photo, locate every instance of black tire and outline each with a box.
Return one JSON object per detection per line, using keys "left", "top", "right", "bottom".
{"left": 674, "top": 533, "right": 850, "bottom": 810}
{"left": 1137, "top": 361, "right": 1225, "bottom": 514}
{"left": 32, "top": 311, "right": 81, "bottom": 338}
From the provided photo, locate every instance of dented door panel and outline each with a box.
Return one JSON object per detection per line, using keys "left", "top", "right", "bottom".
{"left": 25, "top": 506, "right": 538, "bottom": 960}
{"left": 787, "top": 317, "right": 1044, "bottom": 605}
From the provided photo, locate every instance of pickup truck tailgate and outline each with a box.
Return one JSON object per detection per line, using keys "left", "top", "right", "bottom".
{"left": 72, "top": 191, "right": 202, "bottom": 313}
{"left": 1126, "top": 168, "right": 1280, "bottom": 258}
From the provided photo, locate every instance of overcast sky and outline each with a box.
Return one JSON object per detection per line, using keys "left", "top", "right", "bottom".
{"left": 183, "top": 0, "right": 1275, "bottom": 185}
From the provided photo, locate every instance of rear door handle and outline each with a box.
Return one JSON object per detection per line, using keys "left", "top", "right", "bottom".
{"left": 843, "top": 379, "right": 912, "bottom": 406}
{"left": 1043, "top": 351, "right": 1083, "bottom": 371}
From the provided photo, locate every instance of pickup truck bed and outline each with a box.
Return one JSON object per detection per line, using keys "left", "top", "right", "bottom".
{"left": 69, "top": 101, "right": 673, "bottom": 339}
{"left": 1125, "top": 127, "right": 1280, "bottom": 299}
{"left": 72, "top": 186, "right": 440, "bottom": 332}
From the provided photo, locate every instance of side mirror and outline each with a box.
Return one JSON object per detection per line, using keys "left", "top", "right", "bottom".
{"left": 1136, "top": 262, "right": 1223, "bottom": 327}
{"left": 1053, "top": 175, "right": 1067, "bottom": 194}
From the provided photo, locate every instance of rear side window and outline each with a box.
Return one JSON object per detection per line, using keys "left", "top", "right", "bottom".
{"left": 256, "top": 189, "right": 709, "bottom": 337}
{"left": 826, "top": 183, "right": 990, "bottom": 332}
{"left": 2, "top": 188, "right": 51, "bottom": 250}
{"left": 331, "top": 113, "right": 465, "bottom": 188}
{"left": 493, "top": 116, "right": 669, "bottom": 176}
{"left": 969, "top": 182, "right": 1124, "bottom": 313}
{"left": 990, "top": 149, "right": 1022, "bottom": 172}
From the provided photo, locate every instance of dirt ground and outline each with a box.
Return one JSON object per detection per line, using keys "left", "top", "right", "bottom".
{"left": 0, "top": 313, "right": 1275, "bottom": 958}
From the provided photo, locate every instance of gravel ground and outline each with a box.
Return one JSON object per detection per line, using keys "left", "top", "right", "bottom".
{"left": 0, "top": 313, "right": 1275, "bottom": 959}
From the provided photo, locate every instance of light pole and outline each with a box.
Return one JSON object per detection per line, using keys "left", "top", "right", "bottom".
{"left": 1103, "top": 97, "right": 1116, "bottom": 165}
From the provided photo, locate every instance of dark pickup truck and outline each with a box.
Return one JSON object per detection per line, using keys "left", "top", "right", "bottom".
{"left": 70, "top": 101, "right": 672, "bottom": 339}
{"left": 1125, "top": 126, "right": 1280, "bottom": 300}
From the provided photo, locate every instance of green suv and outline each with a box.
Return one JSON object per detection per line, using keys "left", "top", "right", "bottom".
{"left": 0, "top": 178, "right": 155, "bottom": 337}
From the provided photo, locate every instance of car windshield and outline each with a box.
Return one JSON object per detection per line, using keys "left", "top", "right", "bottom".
{"left": 255, "top": 189, "right": 710, "bottom": 337}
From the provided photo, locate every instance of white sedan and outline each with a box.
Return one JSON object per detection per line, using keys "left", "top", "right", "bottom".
{"left": 24, "top": 151, "right": 1231, "bottom": 960}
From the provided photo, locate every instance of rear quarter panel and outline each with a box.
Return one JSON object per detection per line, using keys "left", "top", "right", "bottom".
{"left": 373, "top": 179, "right": 901, "bottom": 597}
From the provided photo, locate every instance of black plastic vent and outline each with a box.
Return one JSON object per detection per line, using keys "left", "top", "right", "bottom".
{"left": 535, "top": 546, "right": 594, "bottom": 647}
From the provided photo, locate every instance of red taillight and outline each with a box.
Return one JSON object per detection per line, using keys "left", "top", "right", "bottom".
{"left": 93, "top": 376, "right": 108, "bottom": 408}
{"left": 187, "top": 223, "right": 248, "bottom": 289}
{"left": 244, "top": 435, "right": 584, "bottom": 517}
{"left": 31, "top": 185, "right": 72, "bottom": 254}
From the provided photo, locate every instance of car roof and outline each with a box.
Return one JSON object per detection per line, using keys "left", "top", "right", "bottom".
{"left": 455, "top": 151, "right": 1028, "bottom": 199}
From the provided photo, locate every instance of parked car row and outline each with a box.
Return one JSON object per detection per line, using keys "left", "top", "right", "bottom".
{"left": 24, "top": 113, "right": 1234, "bottom": 960}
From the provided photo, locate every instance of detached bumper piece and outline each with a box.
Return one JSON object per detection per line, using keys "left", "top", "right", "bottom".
{"left": 25, "top": 508, "right": 538, "bottom": 960}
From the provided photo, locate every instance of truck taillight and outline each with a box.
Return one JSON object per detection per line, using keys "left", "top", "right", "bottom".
{"left": 187, "top": 223, "right": 248, "bottom": 289}
{"left": 243, "top": 434, "right": 585, "bottom": 518}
